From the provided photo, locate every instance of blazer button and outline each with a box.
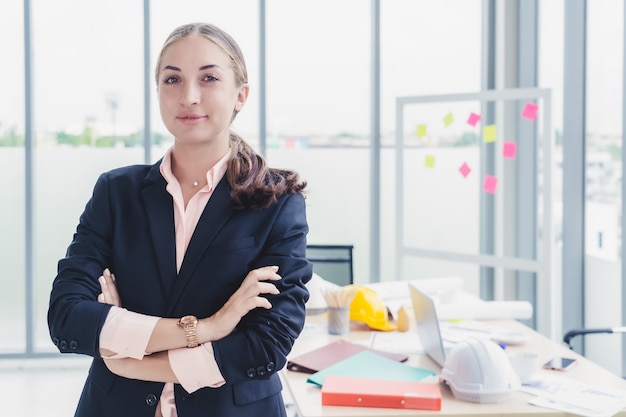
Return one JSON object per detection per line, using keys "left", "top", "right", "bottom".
{"left": 256, "top": 366, "right": 267, "bottom": 376}
{"left": 145, "top": 394, "right": 158, "bottom": 407}
{"left": 246, "top": 368, "right": 256, "bottom": 378}
{"left": 69, "top": 340, "right": 79, "bottom": 350}
{"left": 266, "top": 361, "right": 276, "bottom": 372}
{"left": 59, "top": 340, "right": 68, "bottom": 350}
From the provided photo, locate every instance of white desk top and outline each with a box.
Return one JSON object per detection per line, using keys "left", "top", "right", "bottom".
{"left": 282, "top": 315, "right": 626, "bottom": 417}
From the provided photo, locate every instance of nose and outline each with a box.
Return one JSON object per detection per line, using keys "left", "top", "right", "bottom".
{"left": 180, "top": 82, "right": 200, "bottom": 106}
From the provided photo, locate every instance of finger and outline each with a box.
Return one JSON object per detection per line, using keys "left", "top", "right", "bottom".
{"left": 251, "top": 266, "right": 282, "bottom": 282}
{"left": 257, "top": 282, "right": 280, "bottom": 295}
{"left": 98, "top": 293, "right": 105, "bottom": 303}
{"left": 103, "top": 269, "right": 121, "bottom": 306}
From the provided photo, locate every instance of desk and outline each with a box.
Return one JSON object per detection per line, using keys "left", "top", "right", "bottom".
{"left": 282, "top": 315, "right": 626, "bottom": 417}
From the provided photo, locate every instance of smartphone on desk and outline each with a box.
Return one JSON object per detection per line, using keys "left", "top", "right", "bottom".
{"left": 543, "top": 356, "right": 577, "bottom": 371}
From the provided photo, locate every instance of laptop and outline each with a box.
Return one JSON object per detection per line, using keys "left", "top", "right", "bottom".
{"left": 409, "top": 283, "right": 447, "bottom": 367}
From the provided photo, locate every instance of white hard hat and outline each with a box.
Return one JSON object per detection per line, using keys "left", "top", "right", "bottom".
{"left": 440, "top": 338, "right": 521, "bottom": 403}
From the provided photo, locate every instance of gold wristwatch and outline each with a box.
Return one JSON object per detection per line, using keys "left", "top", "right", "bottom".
{"left": 178, "top": 315, "right": 199, "bottom": 348}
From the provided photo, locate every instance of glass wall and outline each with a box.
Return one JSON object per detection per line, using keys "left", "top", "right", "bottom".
{"left": 0, "top": 1, "right": 26, "bottom": 353}
{"left": 31, "top": 0, "right": 144, "bottom": 351}
{"left": 265, "top": 0, "right": 372, "bottom": 280}
{"left": 584, "top": 0, "right": 623, "bottom": 376}
{"left": 379, "top": 0, "right": 483, "bottom": 291}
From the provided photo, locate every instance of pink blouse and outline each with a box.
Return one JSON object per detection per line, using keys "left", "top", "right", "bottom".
{"left": 99, "top": 147, "right": 229, "bottom": 417}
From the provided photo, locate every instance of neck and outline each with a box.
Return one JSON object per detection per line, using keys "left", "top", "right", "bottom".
{"left": 170, "top": 142, "right": 229, "bottom": 188}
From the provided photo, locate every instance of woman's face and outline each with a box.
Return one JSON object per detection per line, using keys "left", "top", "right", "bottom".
{"left": 157, "top": 34, "right": 248, "bottom": 147}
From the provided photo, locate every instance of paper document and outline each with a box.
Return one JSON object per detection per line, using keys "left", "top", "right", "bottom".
{"left": 521, "top": 375, "right": 626, "bottom": 417}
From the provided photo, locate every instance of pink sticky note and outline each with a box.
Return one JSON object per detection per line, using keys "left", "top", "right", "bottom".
{"left": 503, "top": 141, "right": 517, "bottom": 159}
{"left": 459, "top": 162, "right": 471, "bottom": 178}
{"left": 521, "top": 102, "right": 538, "bottom": 120}
{"left": 467, "top": 112, "right": 481, "bottom": 127}
{"left": 483, "top": 175, "right": 498, "bottom": 194}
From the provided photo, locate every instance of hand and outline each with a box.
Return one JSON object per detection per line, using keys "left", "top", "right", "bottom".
{"left": 97, "top": 268, "right": 121, "bottom": 307}
{"left": 204, "top": 265, "right": 281, "bottom": 341}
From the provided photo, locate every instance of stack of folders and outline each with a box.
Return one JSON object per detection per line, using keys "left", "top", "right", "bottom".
{"left": 306, "top": 350, "right": 441, "bottom": 411}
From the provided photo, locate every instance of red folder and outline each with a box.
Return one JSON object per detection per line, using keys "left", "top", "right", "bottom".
{"left": 321, "top": 375, "right": 442, "bottom": 410}
{"left": 286, "top": 339, "right": 408, "bottom": 374}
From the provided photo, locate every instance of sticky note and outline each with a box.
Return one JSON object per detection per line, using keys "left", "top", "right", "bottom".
{"left": 483, "top": 175, "right": 498, "bottom": 194}
{"left": 503, "top": 141, "right": 517, "bottom": 159}
{"left": 425, "top": 155, "right": 435, "bottom": 168}
{"left": 483, "top": 125, "right": 496, "bottom": 143}
{"left": 417, "top": 124, "right": 427, "bottom": 137}
{"left": 521, "top": 102, "right": 538, "bottom": 120}
{"left": 458, "top": 162, "right": 471, "bottom": 178}
{"left": 467, "top": 112, "right": 481, "bottom": 126}
{"left": 443, "top": 112, "right": 454, "bottom": 127}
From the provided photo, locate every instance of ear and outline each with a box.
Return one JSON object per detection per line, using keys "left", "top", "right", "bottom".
{"left": 234, "top": 83, "right": 250, "bottom": 112}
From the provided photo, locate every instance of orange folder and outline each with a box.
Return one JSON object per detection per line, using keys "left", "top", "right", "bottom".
{"left": 321, "top": 375, "right": 442, "bottom": 410}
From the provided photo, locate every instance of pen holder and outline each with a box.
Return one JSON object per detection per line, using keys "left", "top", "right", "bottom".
{"left": 327, "top": 307, "right": 350, "bottom": 335}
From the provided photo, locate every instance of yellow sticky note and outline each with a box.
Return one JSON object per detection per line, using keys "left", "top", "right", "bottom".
{"left": 483, "top": 124, "right": 496, "bottom": 143}
{"left": 425, "top": 155, "right": 435, "bottom": 168}
{"left": 417, "top": 124, "right": 427, "bottom": 137}
{"left": 443, "top": 112, "right": 454, "bottom": 127}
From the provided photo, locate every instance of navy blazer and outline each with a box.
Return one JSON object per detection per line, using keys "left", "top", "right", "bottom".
{"left": 48, "top": 160, "right": 312, "bottom": 417}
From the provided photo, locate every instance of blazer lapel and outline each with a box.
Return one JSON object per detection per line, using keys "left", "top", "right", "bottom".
{"left": 141, "top": 162, "right": 178, "bottom": 297}
{"left": 167, "top": 177, "right": 234, "bottom": 314}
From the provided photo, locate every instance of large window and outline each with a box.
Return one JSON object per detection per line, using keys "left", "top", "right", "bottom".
{"left": 0, "top": 2, "right": 26, "bottom": 353}
{"left": 265, "top": 0, "right": 371, "bottom": 280}
{"left": 584, "top": 0, "right": 623, "bottom": 375}
{"left": 380, "top": 0, "right": 482, "bottom": 288}
{"left": 31, "top": 0, "right": 144, "bottom": 351}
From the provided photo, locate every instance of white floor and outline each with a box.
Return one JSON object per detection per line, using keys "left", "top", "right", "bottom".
{"left": 0, "top": 357, "right": 298, "bottom": 417}
{"left": 0, "top": 357, "right": 89, "bottom": 417}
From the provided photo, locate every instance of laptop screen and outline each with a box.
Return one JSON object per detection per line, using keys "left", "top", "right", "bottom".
{"left": 409, "top": 283, "right": 447, "bottom": 367}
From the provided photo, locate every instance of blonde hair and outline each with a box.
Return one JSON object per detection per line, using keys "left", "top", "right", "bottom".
{"left": 155, "top": 22, "right": 248, "bottom": 88}
{"left": 156, "top": 23, "right": 306, "bottom": 209}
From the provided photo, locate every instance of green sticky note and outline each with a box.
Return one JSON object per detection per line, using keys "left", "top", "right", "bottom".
{"left": 417, "top": 124, "right": 427, "bottom": 137}
{"left": 307, "top": 350, "right": 436, "bottom": 387}
{"left": 443, "top": 112, "right": 454, "bottom": 127}
{"left": 425, "top": 155, "right": 435, "bottom": 168}
{"left": 483, "top": 124, "right": 496, "bottom": 143}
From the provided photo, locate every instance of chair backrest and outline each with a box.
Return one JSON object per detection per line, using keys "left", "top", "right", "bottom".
{"left": 306, "top": 244, "right": 354, "bottom": 286}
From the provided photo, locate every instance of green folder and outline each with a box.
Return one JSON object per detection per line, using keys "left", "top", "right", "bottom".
{"left": 306, "top": 350, "right": 436, "bottom": 387}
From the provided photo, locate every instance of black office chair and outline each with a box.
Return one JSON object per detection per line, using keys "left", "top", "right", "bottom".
{"left": 563, "top": 326, "right": 626, "bottom": 349}
{"left": 563, "top": 326, "right": 626, "bottom": 379}
{"left": 305, "top": 244, "right": 354, "bottom": 286}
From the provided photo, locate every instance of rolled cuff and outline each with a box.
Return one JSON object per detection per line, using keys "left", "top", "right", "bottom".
{"left": 99, "top": 306, "right": 159, "bottom": 359}
{"left": 169, "top": 343, "right": 225, "bottom": 393}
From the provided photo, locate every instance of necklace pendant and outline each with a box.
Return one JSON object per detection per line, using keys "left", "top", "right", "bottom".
{"left": 193, "top": 181, "right": 199, "bottom": 187}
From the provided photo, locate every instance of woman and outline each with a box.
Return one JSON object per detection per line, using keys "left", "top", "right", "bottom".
{"left": 48, "top": 22, "right": 312, "bottom": 417}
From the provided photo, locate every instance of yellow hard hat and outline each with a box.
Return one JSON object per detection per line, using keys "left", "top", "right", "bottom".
{"left": 348, "top": 285, "right": 396, "bottom": 331}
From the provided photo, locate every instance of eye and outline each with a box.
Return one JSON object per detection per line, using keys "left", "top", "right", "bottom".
{"left": 202, "top": 74, "right": 219, "bottom": 82}
{"left": 162, "top": 76, "right": 180, "bottom": 85}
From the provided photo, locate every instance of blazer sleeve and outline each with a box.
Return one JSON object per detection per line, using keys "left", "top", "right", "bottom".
{"left": 47, "top": 172, "right": 115, "bottom": 357}
{"left": 211, "top": 192, "right": 313, "bottom": 385}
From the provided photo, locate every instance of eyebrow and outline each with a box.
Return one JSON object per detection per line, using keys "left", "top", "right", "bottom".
{"left": 162, "top": 64, "right": 222, "bottom": 72}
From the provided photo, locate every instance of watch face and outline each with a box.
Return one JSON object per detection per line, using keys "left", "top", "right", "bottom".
{"left": 179, "top": 315, "right": 198, "bottom": 327}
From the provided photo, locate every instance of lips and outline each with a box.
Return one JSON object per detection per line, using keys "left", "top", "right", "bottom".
{"left": 177, "top": 113, "right": 206, "bottom": 120}
{"left": 176, "top": 113, "right": 208, "bottom": 124}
